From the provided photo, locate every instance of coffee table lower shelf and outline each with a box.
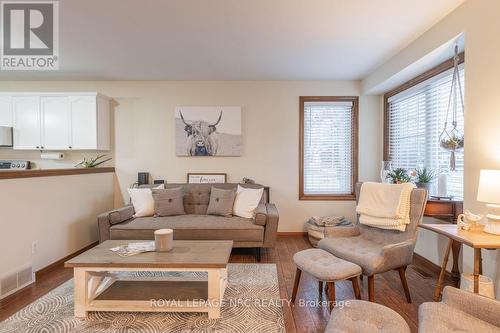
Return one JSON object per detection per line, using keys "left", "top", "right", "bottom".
{"left": 73, "top": 267, "right": 228, "bottom": 319}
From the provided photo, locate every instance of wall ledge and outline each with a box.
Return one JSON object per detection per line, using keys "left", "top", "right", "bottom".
{"left": 0, "top": 167, "right": 115, "bottom": 180}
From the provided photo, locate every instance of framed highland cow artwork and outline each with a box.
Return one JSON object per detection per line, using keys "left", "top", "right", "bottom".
{"left": 175, "top": 106, "right": 242, "bottom": 156}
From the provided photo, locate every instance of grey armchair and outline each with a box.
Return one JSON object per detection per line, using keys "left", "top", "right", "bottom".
{"left": 318, "top": 182, "right": 427, "bottom": 303}
{"left": 419, "top": 286, "right": 500, "bottom": 332}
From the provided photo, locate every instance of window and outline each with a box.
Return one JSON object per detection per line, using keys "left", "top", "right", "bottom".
{"left": 385, "top": 56, "right": 464, "bottom": 198}
{"left": 300, "top": 96, "right": 358, "bottom": 200}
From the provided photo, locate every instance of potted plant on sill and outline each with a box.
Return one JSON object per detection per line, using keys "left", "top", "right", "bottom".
{"left": 386, "top": 168, "right": 411, "bottom": 184}
{"left": 75, "top": 154, "right": 112, "bottom": 168}
{"left": 414, "top": 167, "right": 435, "bottom": 193}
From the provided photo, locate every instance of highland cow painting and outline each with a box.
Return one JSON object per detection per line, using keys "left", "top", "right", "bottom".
{"left": 175, "top": 106, "right": 242, "bottom": 156}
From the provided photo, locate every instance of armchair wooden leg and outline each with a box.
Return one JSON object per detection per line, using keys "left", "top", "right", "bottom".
{"left": 326, "top": 281, "right": 336, "bottom": 312}
{"left": 291, "top": 268, "right": 302, "bottom": 303}
{"left": 368, "top": 275, "right": 375, "bottom": 302}
{"left": 350, "top": 277, "right": 361, "bottom": 299}
{"left": 318, "top": 280, "right": 323, "bottom": 299}
{"left": 398, "top": 266, "right": 412, "bottom": 303}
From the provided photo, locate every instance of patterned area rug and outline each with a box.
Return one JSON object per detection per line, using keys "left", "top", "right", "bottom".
{"left": 0, "top": 264, "right": 285, "bottom": 333}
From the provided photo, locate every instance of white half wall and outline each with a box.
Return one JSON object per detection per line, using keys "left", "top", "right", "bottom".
{"left": 0, "top": 173, "right": 114, "bottom": 277}
{"left": 0, "top": 80, "right": 382, "bottom": 232}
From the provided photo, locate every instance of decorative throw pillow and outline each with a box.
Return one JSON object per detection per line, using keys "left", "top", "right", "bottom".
{"left": 128, "top": 185, "right": 164, "bottom": 217}
{"left": 207, "top": 187, "right": 236, "bottom": 217}
{"left": 152, "top": 187, "right": 186, "bottom": 217}
{"left": 233, "top": 185, "right": 264, "bottom": 219}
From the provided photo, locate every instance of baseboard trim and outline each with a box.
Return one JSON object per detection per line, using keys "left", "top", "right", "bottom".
{"left": 35, "top": 241, "right": 99, "bottom": 280}
{"left": 277, "top": 232, "right": 307, "bottom": 236}
{"left": 413, "top": 253, "right": 454, "bottom": 281}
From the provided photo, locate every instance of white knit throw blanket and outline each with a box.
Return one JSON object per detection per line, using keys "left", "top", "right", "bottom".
{"left": 356, "top": 182, "right": 415, "bottom": 231}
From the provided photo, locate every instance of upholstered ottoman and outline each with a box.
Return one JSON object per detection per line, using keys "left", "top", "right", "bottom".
{"left": 325, "top": 300, "right": 410, "bottom": 333}
{"left": 291, "top": 248, "right": 362, "bottom": 311}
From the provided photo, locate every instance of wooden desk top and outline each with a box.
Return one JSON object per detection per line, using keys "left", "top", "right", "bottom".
{"left": 419, "top": 223, "right": 500, "bottom": 249}
{"left": 65, "top": 240, "right": 233, "bottom": 268}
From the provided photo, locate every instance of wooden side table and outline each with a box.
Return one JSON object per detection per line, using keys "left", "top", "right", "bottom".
{"left": 419, "top": 224, "right": 500, "bottom": 301}
{"left": 423, "top": 199, "right": 463, "bottom": 284}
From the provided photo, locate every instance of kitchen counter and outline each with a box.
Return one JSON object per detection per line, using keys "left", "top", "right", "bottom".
{"left": 0, "top": 167, "right": 115, "bottom": 180}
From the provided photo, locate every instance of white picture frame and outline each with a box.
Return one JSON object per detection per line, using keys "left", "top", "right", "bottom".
{"left": 187, "top": 173, "right": 227, "bottom": 184}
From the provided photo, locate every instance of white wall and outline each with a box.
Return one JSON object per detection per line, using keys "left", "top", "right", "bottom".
{"left": 0, "top": 81, "right": 382, "bottom": 232}
{"left": 363, "top": 0, "right": 500, "bottom": 297}
{"left": 0, "top": 173, "right": 114, "bottom": 277}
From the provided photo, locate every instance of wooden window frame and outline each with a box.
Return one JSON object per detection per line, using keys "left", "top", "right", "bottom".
{"left": 299, "top": 96, "right": 359, "bottom": 201}
{"left": 383, "top": 52, "right": 465, "bottom": 160}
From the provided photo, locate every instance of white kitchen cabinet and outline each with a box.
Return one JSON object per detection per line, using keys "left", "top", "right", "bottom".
{"left": 0, "top": 95, "right": 12, "bottom": 127}
{"left": 41, "top": 96, "right": 71, "bottom": 150}
{"left": 69, "top": 95, "right": 110, "bottom": 150}
{"left": 12, "top": 96, "right": 41, "bottom": 149}
{"left": 70, "top": 96, "right": 97, "bottom": 149}
{"left": 1, "top": 92, "right": 111, "bottom": 151}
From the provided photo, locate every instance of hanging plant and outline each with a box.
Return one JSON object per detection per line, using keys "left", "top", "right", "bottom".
{"left": 439, "top": 44, "right": 464, "bottom": 171}
{"left": 440, "top": 134, "right": 464, "bottom": 151}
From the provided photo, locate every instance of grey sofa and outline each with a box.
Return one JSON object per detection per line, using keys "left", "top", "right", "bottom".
{"left": 98, "top": 183, "right": 279, "bottom": 261}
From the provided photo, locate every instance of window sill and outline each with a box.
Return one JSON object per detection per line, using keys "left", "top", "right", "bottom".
{"left": 299, "top": 194, "right": 356, "bottom": 201}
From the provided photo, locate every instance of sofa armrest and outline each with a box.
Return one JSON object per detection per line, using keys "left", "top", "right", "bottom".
{"left": 262, "top": 203, "right": 279, "bottom": 248}
{"left": 254, "top": 203, "right": 268, "bottom": 226}
{"left": 382, "top": 240, "right": 415, "bottom": 269}
{"left": 442, "top": 286, "right": 500, "bottom": 327}
{"left": 97, "top": 205, "right": 135, "bottom": 243}
{"left": 324, "top": 226, "right": 361, "bottom": 238}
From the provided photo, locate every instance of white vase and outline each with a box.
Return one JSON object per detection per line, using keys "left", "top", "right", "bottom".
{"left": 380, "top": 161, "right": 392, "bottom": 183}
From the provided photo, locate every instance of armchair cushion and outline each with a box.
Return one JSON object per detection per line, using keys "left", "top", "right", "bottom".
{"left": 418, "top": 302, "right": 499, "bottom": 333}
{"left": 318, "top": 236, "right": 385, "bottom": 276}
{"left": 381, "top": 240, "right": 415, "bottom": 270}
{"left": 442, "top": 286, "right": 500, "bottom": 327}
{"left": 324, "top": 226, "right": 360, "bottom": 238}
{"left": 326, "top": 300, "right": 410, "bottom": 333}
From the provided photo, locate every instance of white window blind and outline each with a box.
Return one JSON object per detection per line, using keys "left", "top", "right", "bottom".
{"left": 303, "top": 101, "right": 354, "bottom": 196}
{"left": 387, "top": 65, "right": 464, "bottom": 198}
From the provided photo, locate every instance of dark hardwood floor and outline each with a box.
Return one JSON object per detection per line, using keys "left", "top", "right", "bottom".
{"left": 0, "top": 235, "right": 454, "bottom": 332}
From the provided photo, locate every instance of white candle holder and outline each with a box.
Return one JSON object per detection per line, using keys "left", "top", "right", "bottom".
{"left": 154, "top": 229, "right": 174, "bottom": 252}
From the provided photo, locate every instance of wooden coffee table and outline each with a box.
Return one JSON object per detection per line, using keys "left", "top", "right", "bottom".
{"left": 65, "top": 240, "right": 233, "bottom": 319}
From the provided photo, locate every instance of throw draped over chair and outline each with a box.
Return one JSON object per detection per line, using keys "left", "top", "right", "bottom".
{"left": 318, "top": 182, "right": 427, "bottom": 302}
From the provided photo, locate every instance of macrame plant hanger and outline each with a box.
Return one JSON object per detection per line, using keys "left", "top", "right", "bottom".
{"left": 439, "top": 44, "right": 464, "bottom": 171}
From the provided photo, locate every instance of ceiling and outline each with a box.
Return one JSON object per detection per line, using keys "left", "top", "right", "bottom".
{"left": 1, "top": 0, "right": 465, "bottom": 81}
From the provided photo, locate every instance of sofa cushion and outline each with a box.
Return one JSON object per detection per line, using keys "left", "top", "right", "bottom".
{"left": 109, "top": 215, "right": 264, "bottom": 242}
{"left": 206, "top": 187, "right": 236, "bottom": 217}
{"left": 318, "top": 236, "right": 385, "bottom": 276}
{"left": 128, "top": 185, "right": 164, "bottom": 217}
{"left": 233, "top": 185, "right": 264, "bottom": 218}
{"left": 164, "top": 183, "right": 268, "bottom": 215}
{"left": 418, "top": 302, "right": 500, "bottom": 333}
{"left": 152, "top": 188, "right": 185, "bottom": 217}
